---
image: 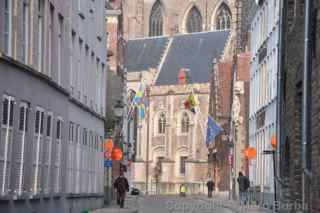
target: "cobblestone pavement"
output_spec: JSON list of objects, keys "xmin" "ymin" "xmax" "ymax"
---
[
  {"xmin": 93, "ymin": 195, "xmax": 275, "ymax": 213},
  {"xmin": 196, "ymin": 195, "xmax": 275, "ymax": 213},
  {"xmin": 136, "ymin": 195, "xmax": 235, "ymax": 213},
  {"xmin": 92, "ymin": 196, "xmax": 139, "ymax": 213}
]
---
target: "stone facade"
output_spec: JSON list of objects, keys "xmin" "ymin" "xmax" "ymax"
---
[
  {"xmin": 127, "ymin": 71, "xmax": 210, "ymax": 194},
  {"xmin": 248, "ymin": 0, "xmax": 280, "ymax": 204},
  {"xmin": 122, "ymin": 0, "xmax": 237, "ymax": 39},
  {"xmin": 0, "ymin": 0, "xmax": 107, "ymax": 212},
  {"xmin": 279, "ymin": 0, "xmax": 320, "ymax": 212}
]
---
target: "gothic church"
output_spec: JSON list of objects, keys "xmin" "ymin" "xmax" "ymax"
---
[{"xmin": 123, "ymin": 0, "xmax": 237, "ymax": 194}]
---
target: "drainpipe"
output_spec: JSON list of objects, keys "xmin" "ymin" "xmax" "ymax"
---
[
  {"xmin": 302, "ymin": 0, "xmax": 312, "ymax": 210},
  {"xmin": 276, "ymin": 0, "xmax": 285, "ymax": 205}
]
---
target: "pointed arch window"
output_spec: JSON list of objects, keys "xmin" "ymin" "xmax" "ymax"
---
[
  {"xmin": 149, "ymin": 0, "xmax": 163, "ymax": 37},
  {"xmin": 158, "ymin": 112, "xmax": 166, "ymax": 134},
  {"xmin": 181, "ymin": 112, "xmax": 190, "ymax": 133},
  {"xmin": 186, "ymin": 7, "xmax": 202, "ymax": 33},
  {"xmin": 215, "ymin": 4, "xmax": 232, "ymax": 30}
]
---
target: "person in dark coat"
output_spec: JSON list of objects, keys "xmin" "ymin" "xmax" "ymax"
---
[
  {"xmin": 237, "ymin": 172, "xmax": 250, "ymax": 205},
  {"xmin": 206, "ymin": 179, "xmax": 215, "ymax": 198},
  {"xmin": 114, "ymin": 171, "xmax": 129, "ymax": 208}
]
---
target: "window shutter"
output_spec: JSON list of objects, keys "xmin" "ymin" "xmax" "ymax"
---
[
  {"xmin": 9, "ymin": 101, "xmax": 14, "ymax": 127},
  {"xmin": 35, "ymin": 111, "xmax": 40, "ymax": 133},
  {"xmin": 46, "ymin": 116, "xmax": 51, "ymax": 137},
  {"xmin": 40, "ymin": 112, "xmax": 44, "ymax": 134},
  {"xmin": 19, "ymin": 106, "xmax": 25, "ymax": 131},
  {"xmin": 2, "ymin": 99, "xmax": 8, "ymax": 125}
]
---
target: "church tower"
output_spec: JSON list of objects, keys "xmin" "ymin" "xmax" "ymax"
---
[{"xmin": 123, "ymin": 0, "xmax": 237, "ymax": 40}]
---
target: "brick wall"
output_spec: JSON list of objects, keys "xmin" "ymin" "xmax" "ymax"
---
[
  {"xmin": 212, "ymin": 61, "xmax": 232, "ymax": 190},
  {"xmin": 237, "ymin": 53, "xmax": 250, "ymax": 176},
  {"xmin": 208, "ymin": 53, "xmax": 250, "ymax": 191},
  {"xmin": 280, "ymin": 0, "xmax": 320, "ymax": 212},
  {"xmin": 107, "ymin": 19, "xmax": 119, "ymax": 73}
]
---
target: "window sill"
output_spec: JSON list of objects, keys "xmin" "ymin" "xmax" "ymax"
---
[
  {"xmin": 154, "ymin": 134, "xmax": 166, "ymax": 137},
  {"xmin": 177, "ymin": 133, "xmax": 189, "ymax": 136}
]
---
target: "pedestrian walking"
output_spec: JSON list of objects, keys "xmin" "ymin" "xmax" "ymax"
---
[
  {"xmin": 206, "ymin": 179, "xmax": 215, "ymax": 198},
  {"xmin": 237, "ymin": 172, "xmax": 250, "ymax": 205},
  {"xmin": 179, "ymin": 184, "xmax": 187, "ymax": 197},
  {"xmin": 114, "ymin": 171, "xmax": 129, "ymax": 208}
]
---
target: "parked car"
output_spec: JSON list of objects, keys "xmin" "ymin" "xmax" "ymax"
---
[{"xmin": 131, "ymin": 188, "xmax": 140, "ymax": 196}]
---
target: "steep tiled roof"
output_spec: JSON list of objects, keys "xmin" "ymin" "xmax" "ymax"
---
[
  {"xmin": 125, "ymin": 37, "xmax": 169, "ymax": 72},
  {"xmin": 125, "ymin": 30, "xmax": 230, "ymax": 85},
  {"xmin": 156, "ymin": 31, "xmax": 230, "ymax": 85}
]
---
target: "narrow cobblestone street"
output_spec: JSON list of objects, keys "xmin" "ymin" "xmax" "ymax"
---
[{"xmin": 94, "ymin": 195, "xmax": 275, "ymax": 213}]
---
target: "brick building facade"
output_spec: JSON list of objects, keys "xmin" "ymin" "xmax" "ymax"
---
[
  {"xmin": 279, "ymin": 0, "xmax": 320, "ymax": 212},
  {"xmin": 208, "ymin": 59, "xmax": 232, "ymax": 191}
]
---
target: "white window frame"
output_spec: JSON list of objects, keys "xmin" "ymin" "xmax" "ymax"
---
[
  {"xmin": 33, "ymin": 107, "xmax": 44, "ymax": 195},
  {"xmin": 44, "ymin": 112, "xmax": 53, "ymax": 194},
  {"xmin": 78, "ymin": 39, "xmax": 83, "ymax": 99},
  {"xmin": 179, "ymin": 156, "xmax": 187, "ymax": 175},
  {"xmin": 22, "ymin": 2, "xmax": 29, "ymax": 63},
  {"xmin": 156, "ymin": 112, "xmax": 167, "ymax": 135},
  {"xmin": 57, "ymin": 15, "xmax": 63, "ymax": 85},
  {"xmin": 1, "ymin": 95, "xmax": 14, "ymax": 195},
  {"xmin": 4, "ymin": 0, "xmax": 12, "ymax": 56},
  {"xmin": 55, "ymin": 117, "xmax": 63, "ymax": 193},
  {"xmin": 95, "ymin": 58, "xmax": 100, "ymax": 111},
  {"xmin": 179, "ymin": 112, "xmax": 190, "ymax": 135},
  {"xmin": 70, "ymin": 32, "xmax": 76, "ymax": 94},
  {"xmin": 90, "ymin": 52, "xmax": 95, "ymax": 108},
  {"xmin": 37, "ymin": 0, "xmax": 44, "ymax": 72},
  {"xmin": 48, "ymin": 5, "xmax": 54, "ymax": 78},
  {"xmin": 17, "ymin": 102, "xmax": 28, "ymax": 195},
  {"xmin": 84, "ymin": 46, "xmax": 89, "ymax": 104}
]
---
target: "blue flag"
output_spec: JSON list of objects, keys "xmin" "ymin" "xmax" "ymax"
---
[
  {"xmin": 206, "ymin": 116, "xmax": 223, "ymax": 145},
  {"xmin": 138, "ymin": 104, "xmax": 145, "ymax": 120}
]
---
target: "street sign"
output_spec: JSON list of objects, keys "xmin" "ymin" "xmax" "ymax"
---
[
  {"xmin": 104, "ymin": 160, "xmax": 112, "ymax": 168},
  {"xmin": 263, "ymin": 150, "xmax": 275, "ymax": 155}
]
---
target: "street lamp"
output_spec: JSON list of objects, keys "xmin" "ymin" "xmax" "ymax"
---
[{"xmin": 113, "ymin": 100, "xmax": 124, "ymax": 118}]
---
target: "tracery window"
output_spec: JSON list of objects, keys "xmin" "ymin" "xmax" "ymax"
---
[
  {"xmin": 181, "ymin": 112, "xmax": 190, "ymax": 133},
  {"xmin": 186, "ymin": 7, "xmax": 202, "ymax": 33},
  {"xmin": 149, "ymin": 0, "xmax": 163, "ymax": 36},
  {"xmin": 158, "ymin": 112, "xmax": 166, "ymax": 134},
  {"xmin": 215, "ymin": 4, "xmax": 232, "ymax": 30}
]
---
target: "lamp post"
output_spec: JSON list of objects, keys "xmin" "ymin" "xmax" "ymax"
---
[
  {"xmin": 104, "ymin": 100, "xmax": 125, "ymax": 205},
  {"xmin": 113, "ymin": 100, "xmax": 124, "ymax": 118},
  {"xmin": 145, "ymin": 86, "xmax": 151, "ymax": 195},
  {"xmin": 113, "ymin": 100, "xmax": 125, "ymax": 169}
]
